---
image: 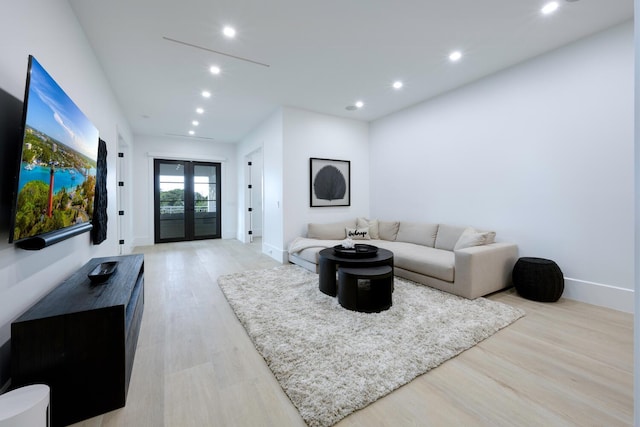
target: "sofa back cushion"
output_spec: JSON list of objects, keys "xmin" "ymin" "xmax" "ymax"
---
[
  {"xmin": 395, "ymin": 222, "xmax": 438, "ymax": 247},
  {"xmin": 434, "ymin": 224, "xmax": 467, "ymax": 251},
  {"xmin": 308, "ymin": 220, "xmax": 356, "ymax": 239},
  {"xmin": 378, "ymin": 221, "xmax": 400, "ymax": 241}
]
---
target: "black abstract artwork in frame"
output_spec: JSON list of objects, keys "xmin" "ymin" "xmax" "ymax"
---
[{"xmin": 310, "ymin": 157, "xmax": 350, "ymax": 207}]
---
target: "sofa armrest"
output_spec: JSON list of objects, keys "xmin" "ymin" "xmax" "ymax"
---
[{"xmin": 454, "ymin": 243, "xmax": 519, "ymax": 299}]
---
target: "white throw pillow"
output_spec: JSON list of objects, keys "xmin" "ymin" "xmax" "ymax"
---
[
  {"xmin": 346, "ymin": 227, "xmax": 371, "ymax": 240},
  {"xmin": 356, "ymin": 217, "xmax": 379, "ymax": 239},
  {"xmin": 434, "ymin": 224, "xmax": 467, "ymax": 251},
  {"xmin": 454, "ymin": 227, "xmax": 495, "ymax": 250},
  {"xmin": 484, "ymin": 231, "xmax": 496, "ymax": 244}
]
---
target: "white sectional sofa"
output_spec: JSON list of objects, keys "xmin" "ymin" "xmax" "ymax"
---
[{"xmin": 288, "ymin": 218, "xmax": 519, "ymax": 299}]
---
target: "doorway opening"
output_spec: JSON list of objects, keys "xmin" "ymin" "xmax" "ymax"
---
[
  {"xmin": 245, "ymin": 149, "xmax": 263, "ymax": 243},
  {"xmin": 154, "ymin": 159, "xmax": 221, "ymax": 243},
  {"xmin": 116, "ymin": 134, "xmax": 130, "ymax": 254}
]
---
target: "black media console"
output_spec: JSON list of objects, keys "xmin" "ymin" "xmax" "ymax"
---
[{"xmin": 10, "ymin": 254, "xmax": 144, "ymax": 427}]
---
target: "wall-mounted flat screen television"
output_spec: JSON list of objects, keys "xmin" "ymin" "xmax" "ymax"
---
[{"xmin": 9, "ymin": 56, "xmax": 99, "ymax": 249}]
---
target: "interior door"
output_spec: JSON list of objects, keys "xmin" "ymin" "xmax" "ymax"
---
[{"xmin": 154, "ymin": 159, "xmax": 221, "ymax": 243}]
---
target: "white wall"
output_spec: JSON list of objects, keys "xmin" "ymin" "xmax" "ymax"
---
[
  {"xmin": 237, "ymin": 107, "xmax": 369, "ymax": 262},
  {"xmin": 370, "ymin": 22, "xmax": 634, "ymax": 312},
  {"xmin": 0, "ymin": 0, "xmax": 133, "ymax": 348},
  {"xmin": 282, "ymin": 107, "xmax": 370, "ymax": 248},
  {"xmin": 132, "ymin": 135, "xmax": 237, "ymax": 246},
  {"xmin": 237, "ymin": 109, "xmax": 284, "ymax": 258}
]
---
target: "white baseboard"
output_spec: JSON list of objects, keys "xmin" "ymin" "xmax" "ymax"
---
[
  {"xmin": 263, "ymin": 243, "xmax": 287, "ymax": 263},
  {"xmin": 133, "ymin": 229, "xmax": 235, "ymax": 248},
  {"xmin": 563, "ymin": 277, "xmax": 634, "ymax": 313},
  {"xmin": 222, "ymin": 230, "xmax": 235, "ymax": 239},
  {"xmin": 133, "ymin": 236, "xmax": 153, "ymax": 248}
]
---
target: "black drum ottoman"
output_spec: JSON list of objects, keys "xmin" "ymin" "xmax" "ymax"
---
[{"xmin": 512, "ymin": 257, "xmax": 564, "ymax": 302}]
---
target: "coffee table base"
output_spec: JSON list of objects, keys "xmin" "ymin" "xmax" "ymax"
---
[
  {"xmin": 318, "ymin": 247, "xmax": 394, "ymax": 298},
  {"xmin": 319, "ymin": 256, "xmax": 338, "ymax": 296}
]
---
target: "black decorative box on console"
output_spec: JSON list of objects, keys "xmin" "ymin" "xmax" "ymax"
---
[{"xmin": 88, "ymin": 261, "xmax": 118, "ymax": 283}]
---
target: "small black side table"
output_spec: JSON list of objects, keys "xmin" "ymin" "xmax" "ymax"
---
[
  {"xmin": 512, "ymin": 257, "xmax": 564, "ymax": 302},
  {"xmin": 338, "ymin": 265, "xmax": 393, "ymax": 313}
]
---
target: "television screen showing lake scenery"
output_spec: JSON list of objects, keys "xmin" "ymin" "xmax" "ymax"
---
[{"xmin": 10, "ymin": 56, "xmax": 99, "ymax": 243}]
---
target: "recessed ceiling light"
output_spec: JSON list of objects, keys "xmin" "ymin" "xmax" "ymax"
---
[
  {"xmin": 188, "ymin": 130, "xmax": 195, "ymax": 135},
  {"xmin": 541, "ymin": 1, "xmax": 559, "ymax": 14},
  {"xmin": 222, "ymin": 26, "xmax": 236, "ymax": 38},
  {"xmin": 355, "ymin": 101, "xmax": 364, "ymax": 109},
  {"xmin": 196, "ymin": 108, "xmax": 204, "ymax": 114},
  {"xmin": 392, "ymin": 81, "xmax": 403, "ymax": 90},
  {"xmin": 192, "ymin": 120, "xmax": 199, "ymax": 126},
  {"xmin": 209, "ymin": 65, "xmax": 221, "ymax": 75},
  {"xmin": 449, "ymin": 51, "xmax": 462, "ymax": 62},
  {"xmin": 202, "ymin": 90, "xmax": 211, "ymax": 98}
]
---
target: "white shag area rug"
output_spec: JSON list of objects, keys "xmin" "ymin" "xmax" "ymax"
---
[{"xmin": 217, "ymin": 265, "xmax": 525, "ymax": 427}]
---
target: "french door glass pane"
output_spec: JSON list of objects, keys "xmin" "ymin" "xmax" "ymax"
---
[
  {"xmin": 154, "ymin": 159, "xmax": 220, "ymax": 243},
  {"xmin": 158, "ymin": 162, "xmax": 185, "ymax": 240},
  {"xmin": 193, "ymin": 164, "xmax": 218, "ymax": 238}
]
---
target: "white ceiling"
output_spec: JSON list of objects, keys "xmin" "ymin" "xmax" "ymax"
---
[{"xmin": 68, "ymin": 0, "xmax": 633, "ymax": 144}]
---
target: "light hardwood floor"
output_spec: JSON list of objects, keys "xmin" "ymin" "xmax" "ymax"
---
[{"xmin": 72, "ymin": 239, "xmax": 633, "ymax": 427}]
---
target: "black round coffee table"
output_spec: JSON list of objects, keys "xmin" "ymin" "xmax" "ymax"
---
[{"xmin": 318, "ymin": 247, "xmax": 394, "ymax": 297}]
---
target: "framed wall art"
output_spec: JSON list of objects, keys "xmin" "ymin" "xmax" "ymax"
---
[{"xmin": 310, "ymin": 157, "xmax": 350, "ymax": 207}]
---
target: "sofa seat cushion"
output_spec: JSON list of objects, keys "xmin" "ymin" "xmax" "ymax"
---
[
  {"xmin": 288, "ymin": 238, "xmax": 343, "ymax": 263},
  {"xmin": 375, "ymin": 241, "xmax": 454, "ymax": 282},
  {"xmin": 293, "ymin": 247, "xmax": 319, "ymax": 264}
]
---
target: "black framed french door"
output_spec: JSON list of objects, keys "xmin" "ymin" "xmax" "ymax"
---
[{"xmin": 154, "ymin": 159, "xmax": 221, "ymax": 243}]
